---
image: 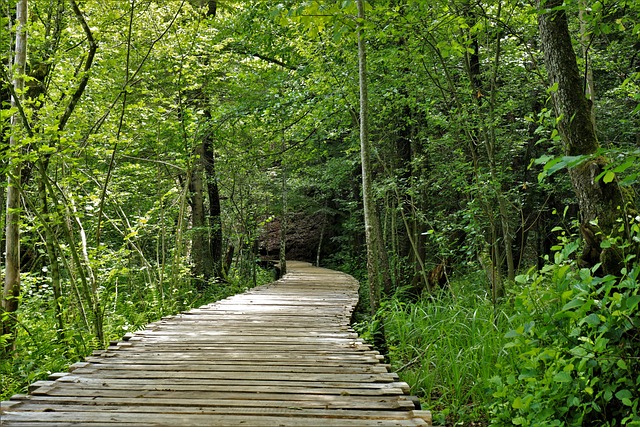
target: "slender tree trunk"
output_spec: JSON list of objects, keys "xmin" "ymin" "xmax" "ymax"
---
[
  {"xmin": 357, "ymin": 0, "xmax": 379, "ymax": 314},
  {"xmin": 279, "ymin": 150, "xmax": 287, "ymax": 276},
  {"xmin": 356, "ymin": 0, "xmax": 391, "ymax": 315},
  {"xmin": 487, "ymin": 1, "xmax": 514, "ymax": 284},
  {"xmin": 158, "ymin": 176, "xmax": 166, "ymax": 307},
  {"xmin": 38, "ymin": 165, "xmax": 65, "ymax": 342},
  {"xmin": 316, "ymin": 212, "xmax": 326, "ymax": 267},
  {"xmin": 539, "ymin": 0, "xmax": 628, "ymax": 274},
  {"xmin": 2, "ymin": 0, "xmax": 27, "ymax": 352},
  {"xmin": 173, "ymin": 180, "xmax": 190, "ymax": 290},
  {"xmin": 464, "ymin": 0, "xmax": 513, "ymax": 286},
  {"xmin": 42, "ymin": 175, "xmax": 103, "ymax": 342},
  {"xmin": 579, "ymin": 0, "xmax": 596, "ymax": 127}
]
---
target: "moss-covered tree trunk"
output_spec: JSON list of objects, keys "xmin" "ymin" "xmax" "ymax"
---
[{"xmin": 538, "ymin": 0, "xmax": 627, "ymax": 274}]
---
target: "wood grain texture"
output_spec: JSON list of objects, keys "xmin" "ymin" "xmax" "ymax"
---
[{"xmin": 1, "ymin": 261, "xmax": 431, "ymax": 426}]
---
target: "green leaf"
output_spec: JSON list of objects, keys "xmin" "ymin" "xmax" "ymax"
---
[
  {"xmin": 547, "ymin": 82, "xmax": 559, "ymax": 93},
  {"xmin": 616, "ymin": 389, "xmax": 632, "ymax": 400},
  {"xmin": 512, "ymin": 396, "xmax": 524, "ymax": 409},
  {"xmin": 620, "ymin": 173, "xmax": 639, "ymax": 186},
  {"xmin": 612, "ymin": 158, "xmax": 635, "ymax": 173},
  {"xmin": 626, "ymin": 295, "xmax": 640, "ymax": 310},
  {"xmin": 580, "ymin": 313, "xmax": 601, "ymax": 327},
  {"xmin": 554, "ymin": 371, "xmax": 572, "ymax": 383},
  {"xmin": 604, "ymin": 389, "xmax": 613, "ymax": 401},
  {"xmin": 602, "ymin": 171, "xmax": 615, "ymax": 183},
  {"xmin": 562, "ymin": 299, "xmax": 584, "ymax": 311},
  {"xmin": 505, "ymin": 326, "xmax": 524, "ymax": 338}
]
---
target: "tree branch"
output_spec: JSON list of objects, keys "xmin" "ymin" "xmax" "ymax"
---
[
  {"xmin": 58, "ymin": 0, "xmax": 97, "ymax": 132},
  {"xmin": 224, "ymin": 43, "xmax": 300, "ymax": 70}
]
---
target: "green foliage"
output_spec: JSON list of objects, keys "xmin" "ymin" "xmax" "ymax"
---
[
  {"xmin": 537, "ymin": 147, "xmax": 640, "ymax": 187},
  {"xmin": 359, "ymin": 272, "xmax": 513, "ymax": 425},
  {"xmin": 489, "ymin": 229, "xmax": 640, "ymax": 426},
  {"xmin": 3, "ymin": 0, "xmax": 640, "ymax": 424}
]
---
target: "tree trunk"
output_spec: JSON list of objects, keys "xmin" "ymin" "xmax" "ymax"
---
[
  {"xmin": 2, "ymin": 0, "xmax": 27, "ymax": 352},
  {"xmin": 202, "ymin": 113, "xmax": 223, "ymax": 279},
  {"xmin": 279, "ymin": 150, "xmax": 287, "ymax": 276},
  {"xmin": 578, "ymin": 0, "xmax": 596, "ymax": 127},
  {"xmin": 538, "ymin": 0, "xmax": 627, "ymax": 275},
  {"xmin": 189, "ymin": 143, "xmax": 214, "ymax": 286},
  {"xmin": 356, "ymin": 0, "xmax": 391, "ymax": 315},
  {"xmin": 38, "ymin": 165, "xmax": 65, "ymax": 342},
  {"xmin": 316, "ymin": 212, "xmax": 326, "ymax": 267},
  {"xmin": 464, "ymin": 0, "xmax": 513, "ymax": 289}
]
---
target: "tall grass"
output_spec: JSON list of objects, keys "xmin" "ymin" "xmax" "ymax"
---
[{"xmin": 363, "ymin": 272, "xmax": 514, "ymax": 425}]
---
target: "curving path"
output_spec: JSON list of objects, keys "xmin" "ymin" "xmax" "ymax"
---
[{"xmin": 0, "ymin": 261, "xmax": 431, "ymax": 426}]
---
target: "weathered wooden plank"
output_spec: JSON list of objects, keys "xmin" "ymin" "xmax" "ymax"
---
[
  {"xmin": 101, "ymin": 344, "xmax": 377, "ymax": 353},
  {"xmin": 1, "ymin": 411, "xmax": 428, "ymax": 426},
  {"xmin": 88, "ymin": 351, "xmax": 383, "ymax": 362},
  {"xmin": 37, "ymin": 384, "xmax": 407, "ymax": 397},
  {"xmin": 66, "ymin": 368, "xmax": 399, "ymax": 383},
  {"xmin": 82, "ymin": 360, "xmax": 390, "ymax": 374},
  {"xmin": 84, "ymin": 355, "xmax": 384, "ymax": 366},
  {"xmin": 53, "ymin": 375, "xmax": 411, "ymax": 393},
  {"xmin": 12, "ymin": 391, "xmax": 416, "ymax": 410},
  {"xmin": 3, "ymin": 403, "xmax": 419, "ymax": 419}
]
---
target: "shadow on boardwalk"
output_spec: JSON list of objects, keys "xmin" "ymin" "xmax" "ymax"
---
[{"xmin": 0, "ymin": 261, "xmax": 431, "ymax": 426}]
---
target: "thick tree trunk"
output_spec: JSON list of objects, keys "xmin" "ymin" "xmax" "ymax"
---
[
  {"xmin": 538, "ymin": 0, "xmax": 627, "ymax": 274},
  {"xmin": 202, "ymin": 115, "xmax": 223, "ymax": 279},
  {"xmin": 2, "ymin": 0, "xmax": 27, "ymax": 352},
  {"xmin": 189, "ymin": 143, "xmax": 214, "ymax": 286}
]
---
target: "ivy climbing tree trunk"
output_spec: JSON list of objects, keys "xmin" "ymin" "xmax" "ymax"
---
[
  {"xmin": 538, "ymin": 0, "xmax": 627, "ymax": 274},
  {"xmin": 2, "ymin": 0, "xmax": 27, "ymax": 353}
]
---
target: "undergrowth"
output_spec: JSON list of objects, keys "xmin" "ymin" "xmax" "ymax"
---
[
  {"xmin": 357, "ymin": 271, "xmax": 514, "ymax": 425},
  {"xmin": 357, "ymin": 220, "xmax": 640, "ymax": 426},
  {"xmin": 489, "ymin": 225, "xmax": 640, "ymax": 426}
]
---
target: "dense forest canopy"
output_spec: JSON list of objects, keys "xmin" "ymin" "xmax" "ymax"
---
[{"xmin": 2, "ymin": 0, "xmax": 640, "ymax": 425}]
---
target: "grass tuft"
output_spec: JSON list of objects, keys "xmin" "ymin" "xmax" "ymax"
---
[{"xmin": 374, "ymin": 272, "xmax": 513, "ymax": 425}]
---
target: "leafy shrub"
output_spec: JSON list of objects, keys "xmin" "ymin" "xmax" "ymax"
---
[{"xmin": 489, "ymin": 229, "xmax": 640, "ymax": 426}]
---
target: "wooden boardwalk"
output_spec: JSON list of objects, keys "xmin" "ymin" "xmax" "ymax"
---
[{"xmin": 1, "ymin": 261, "xmax": 431, "ymax": 426}]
